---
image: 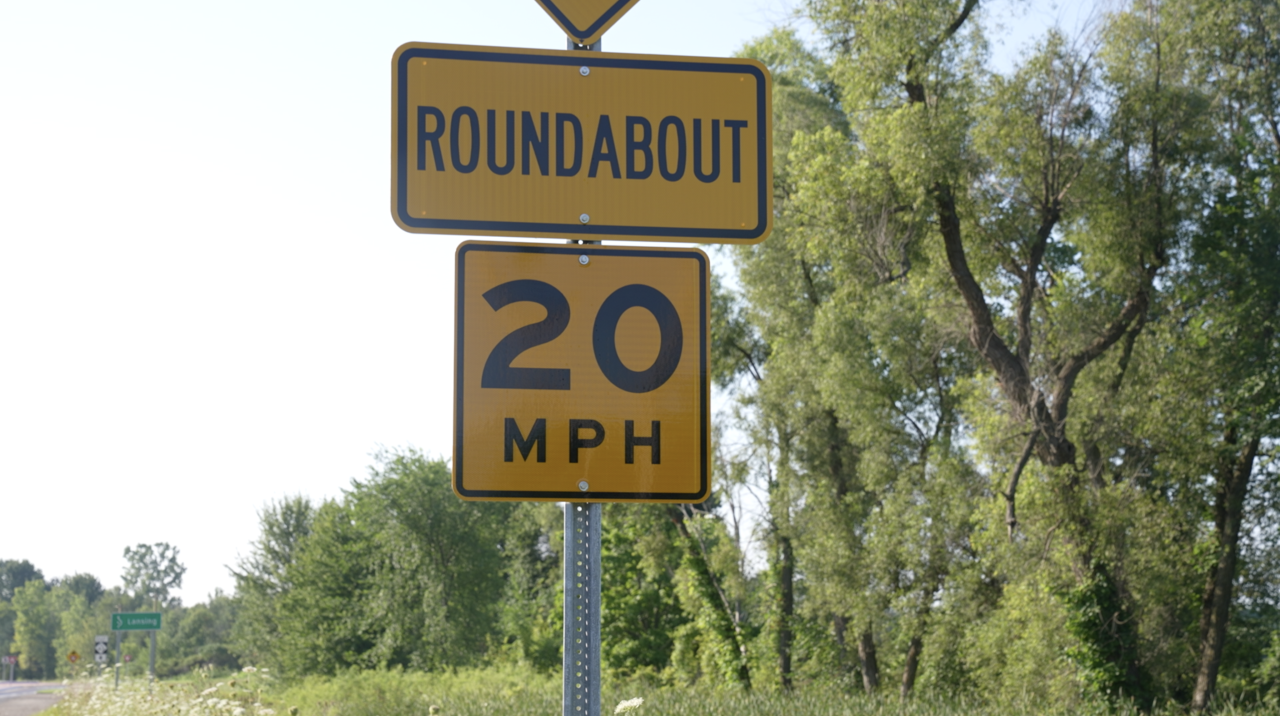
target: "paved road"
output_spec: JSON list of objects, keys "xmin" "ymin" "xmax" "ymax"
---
[{"xmin": 0, "ymin": 683, "xmax": 65, "ymax": 716}]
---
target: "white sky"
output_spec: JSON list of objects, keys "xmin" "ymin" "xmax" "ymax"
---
[{"xmin": 0, "ymin": 0, "xmax": 1089, "ymax": 603}]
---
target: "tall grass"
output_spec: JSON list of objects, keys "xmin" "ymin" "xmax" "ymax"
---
[{"xmin": 47, "ymin": 666, "xmax": 1279, "ymax": 716}]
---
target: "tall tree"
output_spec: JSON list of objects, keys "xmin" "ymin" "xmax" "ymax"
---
[
  {"xmin": 55, "ymin": 573, "xmax": 104, "ymax": 605},
  {"xmin": 9, "ymin": 579, "xmax": 55, "ymax": 679},
  {"xmin": 230, "ymin": 496, "xmax": 314, "ymax": 668},
  {"xmin": 0, "ymin": 560, "xmax": 43, "ymax": 602},
  {"xmin": 122, "ymin": 543, "xmax": 186, "ymax": 609},
  {"xmin": 1174, "ymin": 0, "xmax": 1280, "ymax": 704}
]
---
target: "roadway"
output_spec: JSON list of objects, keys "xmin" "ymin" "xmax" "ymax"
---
[{"xmin": 0, "ymin": 683, "xmax": 64, "ymax": 716}]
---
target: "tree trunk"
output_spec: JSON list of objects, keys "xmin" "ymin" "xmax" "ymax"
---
[
  {"xmin": 900, "ymin": 636, "xmax": 923, "ymax": 699},
  {"xmin": 1191, "ymin": 433, "xmax": 1260, "ymax": 710},
  {"xmin": 834, "ymin": 615, "xmax": 849, "ymax": 673},
  {"xmin": 858, "ymin": 628, "xmax": 880, "ymax": 694},
  {"xmin": 776, "ymin": 534, "xmax": 795, "ymax": 690}
]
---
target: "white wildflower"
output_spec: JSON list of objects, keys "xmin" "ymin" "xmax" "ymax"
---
[
  {"xmin": 257, "ymin": 710, "xmax": 276, "ymax": 716},
  {"xmin": 202, "ymin": 687, "xmax": 219, "ymax": 696},
  {"xmin": 233, "ymin": 708, "xmax": 247, "ymax": 716},
  {"xmin": 615, "ymin": 697, "xmax": 644, "ymax": 713},
  {"xmin": 242, "ymin": 666, "xmax": 257, "ymax": 673}
]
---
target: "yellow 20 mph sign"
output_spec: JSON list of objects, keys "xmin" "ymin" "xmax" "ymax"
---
[{"xmin": 454, "ymin": 242, "xmax": 709, "ymax": 502}]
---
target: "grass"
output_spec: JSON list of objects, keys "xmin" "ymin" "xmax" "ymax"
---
[{"xmin": 42, "ymin": 666, "xmax": 1280, "ymax": 716}]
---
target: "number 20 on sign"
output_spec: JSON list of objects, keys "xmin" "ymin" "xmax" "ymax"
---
[{"xmin": 454, "ymin": 242, "xmax": 709, "ymax": 502}]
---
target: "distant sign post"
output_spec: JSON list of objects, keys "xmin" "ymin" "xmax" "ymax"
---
[
  {"xmin": 532, "ymin": 0, "xmax": 642, "ymax": 46},
  {"xmin": 94, "ymin": 635, "xmax": 109, "ymax": 666},
  {"xmin": 453, "ymin": 242, "xmax": 709, "ymax": 502},
  {"xmin": 112, "ymin": 613, "xmax": 160, "ymax": 688},
  {"xmin": 3, "ymin": 655, "xmax": 16, "ymax": 682},
  {"xmin": 392, "ymin": 43, "xmax": 772, "ymax": 243},
  {"xmin": 67, "ymin": 651, "xmax": 80, "ymax": 664}
]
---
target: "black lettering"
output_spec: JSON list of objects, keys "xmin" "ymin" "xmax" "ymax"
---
[
  {"xmin": 481, "ymin": 280, "xmax": 571, "ymax": 390},
  {"xmin": 504, "ymin": 418, "xmax": 546, "ymax": 462},
  {"xmin": 588, "ymin": 115, "xmax": 621, "ymax": 179},
  {"xmin": 693, "ymin": 118, "xmax": 720, "ymax": 183},
  {"xmin": 450, "ymin": 106, "xmax": 480, "ymax": 173},
  {"xmin": 417, "ymin": 106, "xmax": 445, "ymax": 171},
  {"xmin": 725, "ymin": 120, "xmax": 748, "ymax": 183},
  {"xmin": 487, "ymin": 109, "xmax": 515, "ymax": 175},
  {"xmin": 657, "ymin": 116, "xmax": 686, "ymax": 181},
  {"xmin": 556, "ymin": 113, "xmax": 583, "ymax": 177},
  {"xmin": 569, "ymin": 419, "xmax": 605, "ymax": 463},
  {"xmin": 625, "ymin": 116, "xmax": 653, "ymax": 180},
  {"xmin": 522, "ymin": 111, "xmax": 549, "ymax": 176},
  {"xmin": 625, "ymin": 420, "xmax": 661, "ymax": 464},
  {"xmin": 592, "ymin": 284, "xmax": 683, "ymax": 393}
]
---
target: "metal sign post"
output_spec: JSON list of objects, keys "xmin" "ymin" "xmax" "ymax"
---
[
  {"xmin": 111, "ymin": 612, "xmax": 160, "ymax": 688},
  {"xmin": 400, "ymin": 8, "xmax": 746, "ymax": 716},
  {"xmin": 563, "ymin": 503, "xmax": 601, "ymax": 716},
  {"xmin": 149, "ymin": 629, "xmax": 156, "ymax": 691}
]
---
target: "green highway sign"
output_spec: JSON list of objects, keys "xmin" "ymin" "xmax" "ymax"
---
[{"xmin": 111, "ymin": 612, "xmax": 161, "ymax": 631}]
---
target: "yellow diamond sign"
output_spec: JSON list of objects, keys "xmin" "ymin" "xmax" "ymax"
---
[{"xmin": 533, "ymin": 0, "xmax": 642, "ymax": 46}]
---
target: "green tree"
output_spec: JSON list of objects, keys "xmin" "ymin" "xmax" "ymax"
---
[
  {"xmin": 274, "ymin": 498, "xmax": 376, "ymax": 675},
  {"xmin": 495, "ymin": 502, "xmax": 563, "ymax": 672},
  {"xmin": 51, "ymin": 587, "xmax": 96, "ymax": 679},
  {"xmin": 354, "ymin": 449, "xmax": 513, "ymax": 670},
  {"xmin": 231, "ymin": 495, "xmax": 314, "ymax": 669},
  {"xmin": 55, "ymin": 573, "xmax": 104, "ymax": 605},
  {"xmin": 601, "ymin": 504, "xmax": 688, "ymax": 676},
  {"xmin": 122, "ymin": 543, "xmax": 186, "ymax": 609},
  {"xmin": 10, "ymin": 579, "xmax": 55, "ymax": 679},
  {"xmin": 1173, "ymin": 0, "xmax": 1280, "ymax": 706},
  {"xmin": 270, "ymin": 449, "xmax": 514, "ymax": 675},
  {"xmin": 0, "ymin": 560, "xmax": 43, "ymax": 601},
  {"xmin": 0, "ymin": 600, "xmax": 13, "ymax": 665},
  {"xmin": 164, "ymin": 590, "xmax": 241, "ymax": 673}
]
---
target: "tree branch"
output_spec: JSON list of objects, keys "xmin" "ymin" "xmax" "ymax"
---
[
  {"xmin": 1004, "ymin": 430, "xmax": 1040, "ymax": 538},
  {"xmin": 1049, "ymin": 287, "xmax": 1149, "ymax": 426}
]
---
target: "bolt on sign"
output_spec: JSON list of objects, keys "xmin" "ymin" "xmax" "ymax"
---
[
  {"xmin": 454, "ymin": 242, "xmax": 709, "ymax": 502},
  {"xmin": 391, "ymin": 43, "xmax": 772, "ymax": 244},
  {"xmin": 532, "ymin": 0, "xmax": 642, "ymax": 46}
]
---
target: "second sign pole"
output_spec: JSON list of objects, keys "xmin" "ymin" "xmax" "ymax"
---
[{"xmin": 563, "ymin": 502, "xmax": 602, "ymax": 716}]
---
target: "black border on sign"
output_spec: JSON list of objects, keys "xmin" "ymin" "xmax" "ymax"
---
[
  {"xmin": 534, "ymin": 0, "xmax": 633, "ymax": 43},
  {"xmin": 397, "ymin": 45, "xmax": 769, "ymax": 241},
  {"xmin": 454, "ymin": 242, "xmax": 709, "ymax": 501}
]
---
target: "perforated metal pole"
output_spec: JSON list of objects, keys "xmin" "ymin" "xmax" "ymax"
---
[
  {"xmin": 562, "ymin": 33, "xmax": 603, "ymax": 716},
  {"xmin": 563, "ymin": 503, "xmax": 602, "ymax": 716}
]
